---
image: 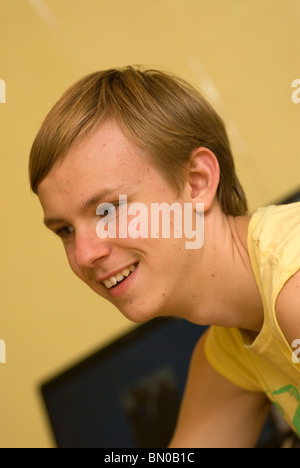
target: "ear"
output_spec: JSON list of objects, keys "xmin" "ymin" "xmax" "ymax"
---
[{"xmin": 187, "ymin": 147, "xmax": 220, "ymax": 212}]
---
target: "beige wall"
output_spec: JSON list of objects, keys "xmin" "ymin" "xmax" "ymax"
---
[{"xmin": 0, "ymin": 0, "xmax": 299, "ymax": 448}]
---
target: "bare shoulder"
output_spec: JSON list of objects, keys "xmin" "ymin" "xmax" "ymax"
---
[{"xmin": 276, "ymin": 268, "xmax": 300, "ymax": 345}]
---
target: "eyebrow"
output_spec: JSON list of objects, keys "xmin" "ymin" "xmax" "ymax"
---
[{"xmin": 43, "ymin": 187, "xmax": 124, "ymax": 228}]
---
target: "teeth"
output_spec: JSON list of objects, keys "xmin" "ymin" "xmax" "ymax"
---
[
  {"xmin": 115, "ymin": 273, "xmax": 124, "ymax": 281},
  {"xmin": 103, "ymin": 279, "xmax": 113, "ymax": 288},
  {"xmin": 121, "ymin": 268, "xmax": 130, "ymax": 277},
  {"xmin": 102, "ymin": 264, "xmax": 137, "ymax": 289}
]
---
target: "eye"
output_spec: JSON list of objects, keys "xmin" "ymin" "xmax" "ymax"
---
[
  {"xmin": 96, "ymin": 202, "xmax": 120, "ymax": 218},
  {"xmin": 55, "ymin": 225, "xmax": 75, "ymax": 239}
]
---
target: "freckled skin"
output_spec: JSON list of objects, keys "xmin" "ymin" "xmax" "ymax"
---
[
  {"xmin": 38, "ymin": 119, "xmax": 264, "ymax": 333},
  {"xmin": 38, "ymin": 120, "xmax": 204, "ymax": 323}
]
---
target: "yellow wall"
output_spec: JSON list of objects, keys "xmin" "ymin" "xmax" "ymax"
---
[{"xmin": 0, "ymin": 0, "xmax": 299, "ymax": 448}]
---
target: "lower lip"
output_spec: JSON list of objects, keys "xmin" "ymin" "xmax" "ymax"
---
[{"xmin": 104, "ymin": 264, "xmax": 138, "ymax": 298}]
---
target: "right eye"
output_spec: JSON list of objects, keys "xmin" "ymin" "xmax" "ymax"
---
[{"xmin": 55, "ymin": 225, "xmax": 75, "ymax": 239}]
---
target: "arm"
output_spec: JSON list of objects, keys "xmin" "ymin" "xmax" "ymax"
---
[
  {"xmin": 169, "ymin": 332, "xmax": 270, "ymax": 448},
  {"xmin": 276, "ymin": 268, "xmax": 300, "ymax": 347}
]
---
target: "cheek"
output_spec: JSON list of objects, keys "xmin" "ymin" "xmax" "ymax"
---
[{"xmin": 64, "ymin": 246, "xmax": 81, "ymax": 277}]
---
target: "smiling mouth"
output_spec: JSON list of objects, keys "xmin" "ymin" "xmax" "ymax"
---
[{"xmin": 102, "ymin": 263, "xmax": 138, "ymax": 289}]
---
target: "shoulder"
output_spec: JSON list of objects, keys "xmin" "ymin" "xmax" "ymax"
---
[
  {"xmin": 248, "ymin": 203, "xmax": 300, "ymax": 246},
  {"xmin": 249, "ymin": 204, "xmax": 300, "ymax": 346},
  {"xmin": 276, "ymin": 268, "xmax": 300, "ymax": 346}
]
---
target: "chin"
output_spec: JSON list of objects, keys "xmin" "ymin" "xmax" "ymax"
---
[{"xmin": 117, "ymin": 303, "xmax": 163, "ymax": 324}]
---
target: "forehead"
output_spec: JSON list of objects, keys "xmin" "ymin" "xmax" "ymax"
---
[
  {"xmin": 39, "ymin": 120, "xmax": 151, "ymax": 193},
  {"xmin": 63, "ymin": 120, "xmax": 147, "ymax": 178},
  {"xmin": 37, "ymin": 120, "xmax": 168, "ymax": 214}
]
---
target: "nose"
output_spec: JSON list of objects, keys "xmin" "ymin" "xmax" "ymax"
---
[{"xmin": 74, "ymin": 228, "xmax": 111, "ymax": 269}]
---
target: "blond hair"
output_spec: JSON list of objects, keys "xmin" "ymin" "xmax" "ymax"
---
[{"xmin": 29, "ymin": 66, "xmax": 247, "ymax": 215}]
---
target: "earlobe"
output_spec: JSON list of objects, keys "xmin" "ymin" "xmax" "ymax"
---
[{"xmin": 188, "ymin": 147, "xmax": 220, "ymax": 211}]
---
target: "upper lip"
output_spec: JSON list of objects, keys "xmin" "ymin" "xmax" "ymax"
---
[{"xmin": 97, "ymin": 262, "xmax": 137, "ymax": 283}]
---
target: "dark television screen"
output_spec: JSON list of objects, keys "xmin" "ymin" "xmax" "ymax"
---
[{"xmin": 40, "ymin": 318, "xmax": 207, "ymax": 448}]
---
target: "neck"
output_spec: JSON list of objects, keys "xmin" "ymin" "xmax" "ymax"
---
[{"xmin": 180, "ymin": 203, "xmax": 264, "ymax": 333}]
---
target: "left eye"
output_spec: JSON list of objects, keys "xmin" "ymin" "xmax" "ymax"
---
[{"xmin": 96, "ymin": 202, "xmax": 119, "ymax": 218}]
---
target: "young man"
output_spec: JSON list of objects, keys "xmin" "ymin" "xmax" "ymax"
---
[{"xmin": 29, "ymin": 66, "xmax": 300, "ymax": 447}]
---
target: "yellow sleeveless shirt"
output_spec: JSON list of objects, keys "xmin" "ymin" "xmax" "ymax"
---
[{"xmin": 205, "ymin": 202, "xmax": 300, "ymax": 436}]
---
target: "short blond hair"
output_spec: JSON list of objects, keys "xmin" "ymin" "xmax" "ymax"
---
[{"xmin": 29, "ymin": 66, "xmax": 247, "ymax": 215}]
